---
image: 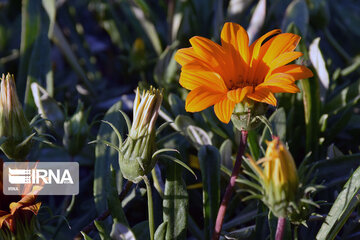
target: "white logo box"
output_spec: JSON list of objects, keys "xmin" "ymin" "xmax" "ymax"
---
[{"xmin": 3, "ymin": 162, "xmax": 79, "ymax": 195}]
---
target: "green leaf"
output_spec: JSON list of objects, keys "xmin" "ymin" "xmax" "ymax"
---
[
  {"xmin": 323, "ymin": 106, "xmax": 353, "ymax": 145},
  {"xmin": 324, "ymin": 78, "xmax": 360, "ymax": 114},
  {"xmin": 159, "ymin": 154, "xmax": 197, "ymax": 179},
  {"xmin": 198, "ymin": 145, "xmax": 220, "ymax": 239},
  {"xmin": 41, "ymin": 0, "xmax": 55, "ymax": 38},
  {"xmin": 219, "ymin": 139, "xmax": 233, "ymax": 170},
  {"xmin": 163, "ymin": 161, "xmax": 188, "ymax": 240},
  {"xmin": 94, "ymin": 220, "xmax": 112, "ymax": 240},
  {"xmin": 313, "ymin": 153, "xmax": 360, "ymax": 180},
  {"xmin": 154, "ymin": 222, "xmax": 167, "ymax": 240},
  {"xmin": 223, "ymin": 225, "xmax": 255, "ymax": 240},
  {"xmin": 247, "ymin": 130, "xmax": 260, "ymax": 161},
  {"xmin": 187, "ymin": 125, "xmax": 212, "ymax": 147},
  {"xmin": 154, "ymin": 45, "xmax": 178, "ymax": 87},
  {"xmin": 309, "ymin": 37, "xmax": 329, "ymax": 102},
  {"xmin": 18, "ymin": 0, "xmax": 41, "ymax": 101},
  {"xmin": 0, "ymin": 136, "xmax": 7, "ymax": 147},
  {"xmin": 94, "ymin": 101, "xmax": 125, "ymax": 214},
  {"xmin": 110, "ymin": 221, "xmax": 136, "ymax": 240},
  {"xmin": 81, "ymin": 232, "xmax": 94, "ymax": 240},
  {"xmin": 107, "ymin": 165, "xmax": 129, "ymax": 226},
  {"xmin": 281, "ymin": 0, "xmax": 309, "ymax": 37},
  {"xmin": 101, "ymin": 120, "xmax": 123, "ymax": 146},
  {"xmin": 174, "ymin": 115, "xmax": 195, "ymax": 134},
  {"xmin": 132, "ymin": 221, "xmax": 150, "ymax": 240},
  {"xmin": 152, "ymin": 149, "xmax": 179, "ymax": 159},
  {"xmin": 174, "ymin": 114, "xmax": 212, "ymax": 149},
  {"xmin": 316, "ymin": 165, "xmax": 360, "ymax": 240},
  {"xmin": 116, "ymin": 0, "xmax": 162, "ymax": 55},
  {"xmin": 23, "ymin": 0, "xmax": 54, "ymax": 119},
  {"xmin": 89, "ymin": 139, "xmax": 121, "ymax": 153},
  {"xmin": 300, "ymin": 63, "xmax": 320, "ymax": 159},
  {"xmin": 118, "ymin": 110, "xmax": 132, "ymax": 133},
  {"xmin": 188, "ymin": 216, "xmax": 203, "ymax": 240},
  {"xmin": 261, "ymin": 108, "xmax": 286, "ymax": 144},
  {"xmin": 168, "ymin": 93, "xmax": 186, "ymax": 117}
]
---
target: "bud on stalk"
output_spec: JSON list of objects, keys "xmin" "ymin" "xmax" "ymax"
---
[
  {"xmin": 248, "ymin": 138, "xmax": 299, "ymax": 218},
  {"xmin": 0, "ymin": 74, "xmax": 34, "ymax": 160},
  {"xmin": 119, "ymin": 87, "xmax": 163, "ymax": 183}
]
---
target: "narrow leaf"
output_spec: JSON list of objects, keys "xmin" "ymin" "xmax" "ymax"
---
[
  {"xmin": 163, "ymin": 161, "xmax": 188, "ymax": 240},
  {"xmin": 94, "ymin": 101, "xmax": 125, "ymax": 214},
  {"xmin": 198, "ymin": 145, "xmax": 220, "ymax": 239},
  {"xmin": 160, "ymin": 154, "xmax": 197, "ymax": 179},
  {"xmin": 316, "ymin": 165, "xmax": 360, "ymax": 240}
]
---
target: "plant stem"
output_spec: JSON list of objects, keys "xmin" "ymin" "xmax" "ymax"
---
[
  {"xmin": 212, "ymin": 130, "xmax": 248, "ymax": 240},
  {"xmin": 294, "ymin": 225, "xmax": 298, "ymax": 240},
  {"xmin": 143, "ymin": 175, "xmax": 155, "ymax": 240},
  {"xmin": 275, "ymin": 217, "xmax": 286, "ymax": 240}
]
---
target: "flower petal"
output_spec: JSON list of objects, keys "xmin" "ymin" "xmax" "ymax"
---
[
  {"xmin": 174, "ymin": 47, "xmax": 199, "ymax": 66},
  {"xmin": 247, "ymin": 88, "xmax": 277, "ymax": 106},
  {"xmin": 227, "ymin": 86, "xmax": 253, "ymax": 103},
  {"xmin": 250, "ymin": 29, "xmax": 281, "ymax": 62},
  {"xmin": 185, "ymin": 87, "xmax": 225, "ymax": 112},
  {"xmin": 271, "ymin": 64, "xmax": 313, "ymax": 80},
  {"xmin": 269, "ymin": 51, "xmax": 303, "ymax": 71},
  {"xmin": 0, "ymin": 212, "xmax": 11, "ymax": 229},
  {"xmin": 257, "ymin": 73, "xmax": 300, "ymax": 93},
  {"xmin": 175, "ymin": 47, "xmax": 223, "ymax": 71},
  {"xmin": 190, "ymin": 36, "xmax": 226, "ymax": 68},
  {"xmin": 214, "ymin": 97, "xmax": 235, "ymax": 123},
  {"xmin": 21, "ymin": 202, "xmax": 42, "ymax": 215},
  {"xmin": 261, "ymin": 33, "xmax": 301, "ymax": 64},
  {"xmin": 248, "ymin": 29, "xmax": 281, "ymax": 84},
  {"xmin": 255, "ymin": 33, "xmax": 301, "ymax": 82},
  {"xmin": 179, "ymin": 63, "xmax": 228, "ymax": 92},
  {"xmin": 221, "ymin": 22, "xmax": 250, "ymax": 69}
]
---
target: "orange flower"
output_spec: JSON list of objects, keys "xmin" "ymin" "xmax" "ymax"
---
[
  {"xmin": 175, "ymin": 22, "xmax": 313, "ymax": 123},
  {"xmin": 0, "ymin": 160, "xmax": 42, "ymax": 233}
]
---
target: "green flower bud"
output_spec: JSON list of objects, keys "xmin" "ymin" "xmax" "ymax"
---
[
  {"xmin": 63, "ymin": 101, "xmax": 90, "ymax": 156},
  {"xmin": 247, "ymin": 138, "xmax": 299, "ymax": 218},
  {"xmin": 231, "ymin": 100, "xmax": 267, "ymax": 131},
  {"xmin": 119, "ymin": 87, "xmax": 163, "ymax": 183},
  {"xmin": 0, "ymin": 74, "xmax": 34, "ymax": 160}
]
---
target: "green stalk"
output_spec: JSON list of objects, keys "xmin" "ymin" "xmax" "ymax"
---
[{"xmin": 143, "ymin": 175, "xmax": 154, "ymax": 240}]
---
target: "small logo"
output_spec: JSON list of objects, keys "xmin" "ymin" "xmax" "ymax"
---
[
  {"xmin": 8, "ymin": 168, "xmax": 31, "ymax": 184},
  {"xmin": 8, "ymin": 168, "xmax": 74, "ymax": 185},
  {"xmin": 3, "ymin": 162, "xmax": 79, "ymax": 196}
]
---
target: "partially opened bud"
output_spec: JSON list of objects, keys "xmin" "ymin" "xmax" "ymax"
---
[
  {"xmin": 248, "ymin": 138, "xmax": 299, "ymax": 218},
  {"xmin": 0, "ymin": 74, "xmax": 34, "ymax": 160},
  {"xmin": 119, "ymin": 87, "xmax": 163, "ymax": 183}
]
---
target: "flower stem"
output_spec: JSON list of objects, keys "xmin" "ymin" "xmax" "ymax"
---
[
  {"xmin": 212, "ymin": 130, "xmax": 248, "ymax": 240},
  {"xmin": 275, "ymin": 217, "xmax": 286, "ymax": 240},
  {"xmin": 143, "ymin": 175, "xmax": 154, "ymax": 240}
]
